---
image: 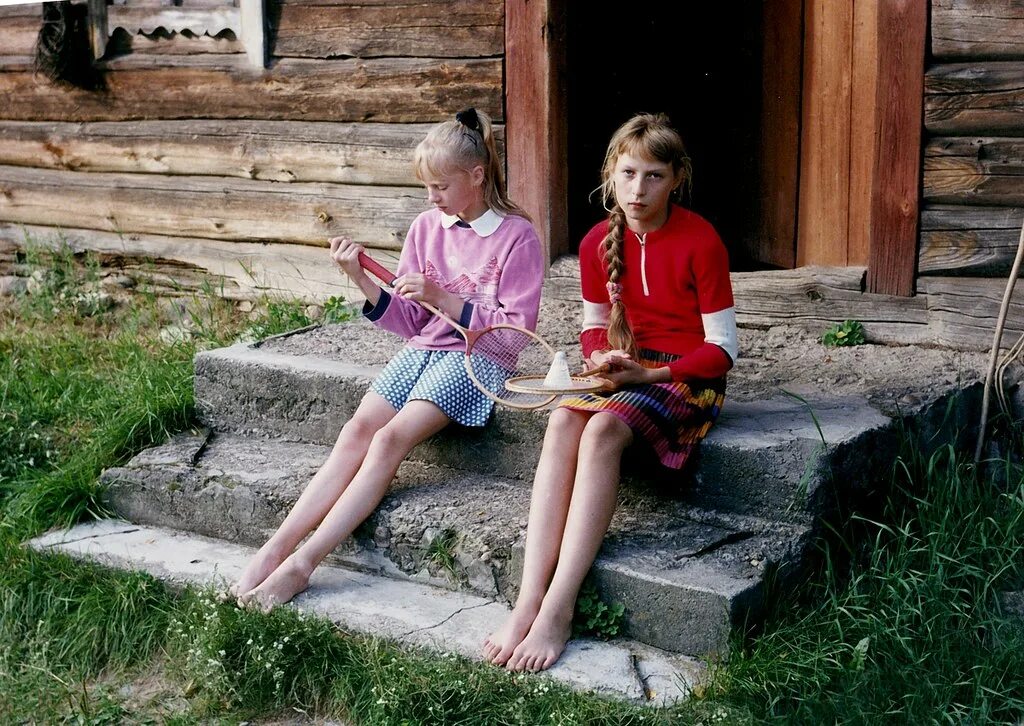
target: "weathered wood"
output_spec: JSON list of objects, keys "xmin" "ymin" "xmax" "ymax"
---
[
  {"xmin": 0, "ymin": 16, "xmax": 42, "ymax": 57},
  {"xmin": 0, "ymin": 164, "xmax": 425, "ymax": 248},
  {"xmin": 107, "ymin": 6, "xmax": 241, "ymax": 35},
  {"xmin": 272, "ymin": 0, "xmax": 502, "ymax": 59},
  {"xmin": 848, "ymin": 0, "xmax": 877, "ymax": 266},
  {"xmin": 0, "ymin": 120, "xmax": 476, "ymax": 186},
  {"xmin": 919, "ymin": 204, "xmax": 1024, "ymax": 275},
  {"xmin": 89, "ymin": 0, "xmax": 110, "ymax": 61},
  {"xmin": 865, "ymin": 0, "xmax": 925, "ymax": 297},
  {"xmin": 0, "ymin": 55, "xmax": 503, "ymax": 123},
  {"xmin": 505, "ymin": 0, "xmax": 567, "ymax": 264},
  {"xmin": 106, "ymin": 27, "xmax": 244, "ymax": 56},
  {"xmin": 924, "ymin": 137, "xmax": 1024, "ymax": 206},
  {"xmin": 0, "ymin": 5, "xmax": 42, "ymax": 18},
  {"xmin": 239, "ymin": 0, "xmax": 265, "ymax": 67},
  {"xmin": 919, "ymin": 276, "xmax": 1024, "ymax": 350},
  {"xmin": 932, "ymin": 0, "xmax": 1024, "ymax": 59},
  {"xmin": 797, "ymin": 0, "xmax": 853, "ymax": 266},
  {"xmin": 751, "ymin": 0, "xmax": 802, "ymax": 269},
  {"xmin": 0, "ymin": 222, "xmax": 400, "ymax": 302},
  {"xmin": 926, "ymin": 62, "xmax": 1024, "ymax": 136}
]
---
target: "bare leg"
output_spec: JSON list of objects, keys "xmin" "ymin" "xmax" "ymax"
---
[
  {"xmin": 483, "ymin": 408, "xmax": 590, "ymax": 665},
  {"xmin": 230, "ymin": 392, "xmax": 397, "ymax": 598},
  {"xmin": 506, "ymin": 412, "xmax": 632, "ymax": 672},
  {"xmin": 241, "ymin": 400, "xmax": 451, "ymax": 611}
]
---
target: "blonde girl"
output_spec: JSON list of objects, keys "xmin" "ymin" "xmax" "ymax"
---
[
  {"xmin": 483, "ymin": 113, "xmax": 738, "ymax": 671},
  {"xmin": 233, "ymin": 108, "xmax": 544, "ymax": 610}
]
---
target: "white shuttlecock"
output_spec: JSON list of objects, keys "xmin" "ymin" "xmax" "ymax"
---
[{"xmin": 543, "ymin": 351, "xmax": 573, "ymax": 389}]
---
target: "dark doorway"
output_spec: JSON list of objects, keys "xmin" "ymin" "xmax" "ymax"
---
[{"xmin": 565, "ymin": 4, "xmax": 772, "ymax": 271}]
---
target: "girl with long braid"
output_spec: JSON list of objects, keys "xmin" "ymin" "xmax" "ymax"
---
[{"xmin": 483, "ymin": 113, "xmax": 737, "ymax": 671}]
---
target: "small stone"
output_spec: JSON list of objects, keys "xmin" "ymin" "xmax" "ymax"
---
[
  {"xmin": 102, "ymin": 274, "xmax": 136, "ymax": 289},
  {"xmin": 0, "ymin": 276, "xmax": 27, "ymax": 296},
  {"xmin": 237, "ymin": 300, "xmax": 254, "ymax": 313},
  {"xmin": 305, "ymin": 304, "xmax": 323, "ymax": 319}
]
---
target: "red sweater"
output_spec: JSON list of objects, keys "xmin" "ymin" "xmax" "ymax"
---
[{"xmin": 578, "ymin": 205, "xmax": 736, "ymax": 382}]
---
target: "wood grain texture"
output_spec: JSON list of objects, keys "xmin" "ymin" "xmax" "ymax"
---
[
  {"xmin": 0, "ymin": 164, "xmax": 425, "ymax": 249},
  {"xmin": 919, "ymin": 275, "xmax": 1024, "ymax": 349},
  {"xmin": 0, "ymin": 120, "xmax": 462, "ymax": 186},
  {"xmin": 926, "ymin": 62, "xmax": 1024, "ymax": 136},
  {"xmin": 271, "ymin": 0, "xmax": 503, "ymax": 58},
  {"xmin": 932, "ymin": 0, "xmax": 1024, "ymax": 59},
  {"xmin": 0, "ymin": 55, "xmax": 503, "ymax": 123},
  {"xmin": 919, "ymin": 204, "xmax": 1024, "ymax": 275},
  {"xmin": 924, "ymin": 137, "xmax": 1024, "ymax": 206}
]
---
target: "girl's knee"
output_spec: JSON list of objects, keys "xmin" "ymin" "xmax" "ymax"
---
[
  {"xmin": 581, "ymin": 413, "xmax": 632, "ymax": 450},
  {"xmin": 366, "ymin": 420, "xmax": 417, "ymax": 457},
  {"xmin": 336, "ymin": 413, "xmax": 382, "ymax": 448}
]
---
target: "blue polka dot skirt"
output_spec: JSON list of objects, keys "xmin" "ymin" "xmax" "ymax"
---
[{"xmin": 371, "ymin": 346, "xmax": 505, "ymax": 427}]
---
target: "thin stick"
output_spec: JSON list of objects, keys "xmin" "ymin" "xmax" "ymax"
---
[{"xmin": 975, "ymin": 215, "xmax": 1024, "ymax": 464}]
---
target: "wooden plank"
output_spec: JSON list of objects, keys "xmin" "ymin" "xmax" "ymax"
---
[
  {"xmin": 919, "ymin": 276, "xmax": 1024, "ymax": 350},
  {"xmin": 239, "ymin": 0, "xmax": 265, "ymax": 67},
  {"xmin": 0, "ymin": 120, "xmax": 463, "ymax": 185},
  {"xmin": 847, "ymin": 0, "xmax": 877, "ymax": 267},
  {"xmin": 0, "ymin": 55, "xmax": 503, "ymax": 123},
  {"xmin": 865, "ymin": 0, "xmax": 926, "ymax": 297},
  {"xmin": 751, "ymin": 0, "xmax": 802, "ymax": 268},
  {"xmin": 926, "ymin": 62, "xmax": 1024, "ymax": 136},
  {"xmin": 0, "ymin": 16, "xmax": 42, "ymax": 57},
  {"xmin": 107, "ymin": 6, "xmax": 241, "ymax": 35},
  {"xmin": 932, "ymin": 0, "xmax": 1024, "ymax": 59},
  {"xmin": 0, "ymin": 222, "xmax": 400, "ymax": 302},
  {"xmin": 505, "ymin": 0, "xmax": 567, "ymax": 264},
  {"xmin": 919, "ymin": 204, "xmax": 1024, "ymax": 275},
  {"xmin": 105, "ymin": 28, "xmax": 245, "ymax": 56},
  {"xmin": 0, "ymin": 5, "xmax": 42, "ymax": 18},
  {"xmin": 796, "ymin": 0, "xmax": 853, "ymax": 266},
  {"xmin": 924, "ymin": 137, "xmax": 1024, "ymax": 206},
  {"xmin": 0, "ymin": 164, "xmax": 425, "ymax": 248},
  {"xmin": 272, "ymin": 0, "xmax": 503, "ymax": 59}
]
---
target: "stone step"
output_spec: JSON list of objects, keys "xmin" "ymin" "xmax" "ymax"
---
[
  {"xmin": 100, "ymin": 430, "xmax": 811, "ymax": 657},
  {"xmin": 194, "ymin": 322, "xmax": 898, "ymax": 523},
  {"xmin": 26, "ymin": 520, "xmax": 704, "ymax": 705}
]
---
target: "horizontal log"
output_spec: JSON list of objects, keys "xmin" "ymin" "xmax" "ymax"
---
[
  {"xmin": 918, "ymin": 276, "xmax": 1024, "ymax": 349},
  {"xmin": 0, "ymin": 164, "xmax": 425, "ymax": 248},
  {"xmin": 0, "ymin": 222, "xmax": 400, "ymax": 302},
  {"xmin": 272, "ymin": 0, "xmax": 502, "ymax": 59},
  {"xmin": 919, "ymin": 204, "xmax": 1024, "ymax": 275},
  {"xmin": 0, "ymin": 5, "xmax": 41, "ymax": 18},
  {"xmin": 0, "ymin": 119, "xmax": 481, "ymax": 185},
  {"xmin": 924, "ymin": 137, "xmax": 1024, "ymax": 205},
  {"xmin": 932, "ymin": 0, "xmax": 1024, "ymax": 59},
  {"xmin": 926, "ymin": 62, "xmax": 1024, "ymax": 136},
  {"xmin": 0, "ymin": 16, "xmax": 42, "ymax": 57},
  {"xmin": 0, "ymin": 55, "xmax": 503, "ymax": 123}
]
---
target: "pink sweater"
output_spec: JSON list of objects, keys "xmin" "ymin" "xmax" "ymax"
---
[{"xmin": 364, "ymin": 208, "xmax": 544, "ymax": 349}]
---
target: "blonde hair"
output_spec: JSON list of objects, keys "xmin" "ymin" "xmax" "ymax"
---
[
  {"xmin": 413, "ymin": 108, "xmax": 531, "ymax": 221},
  {"xmin": 598, "ymin": 113, "xmax": 691, "ymax": 356}
]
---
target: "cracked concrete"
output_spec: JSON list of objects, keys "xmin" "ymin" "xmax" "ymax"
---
[{"xmin": 28, "ymin": 519, "xmax": 704, "ymax": 705}]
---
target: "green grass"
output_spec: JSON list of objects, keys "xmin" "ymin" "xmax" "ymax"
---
[{"xmin": 2, "ymin": 244, "xmax": 1023, "ymax": 723}]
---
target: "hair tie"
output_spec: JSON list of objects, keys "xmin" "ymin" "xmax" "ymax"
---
[
  {"xmin": 606, "ymin": 281, "xmax": 622, "ymax": 304},
  {"xmin": 455, "ymin": 107, "xmax": 481, "ymax": 133}
]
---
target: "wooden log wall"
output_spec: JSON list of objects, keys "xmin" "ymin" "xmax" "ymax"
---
[
  {"xmin": 0, "ymin": 0, "xmax": 504, "ymax": 303},
  {"xmin": 917, "ymin": 0, "xmax": 1024, "ymax": 347}
]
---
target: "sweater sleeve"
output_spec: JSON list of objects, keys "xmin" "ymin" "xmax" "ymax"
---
[
  {"xmin": 362, "ymin": 224, "xmax": 432, "ymax": 338},
  {"xmin": 666, "ymin": 228, "xmax": 737, "ymax": 381},
  {"xmin": 578, "ymin": 224, "xmax": 611, "ymax": 358}
]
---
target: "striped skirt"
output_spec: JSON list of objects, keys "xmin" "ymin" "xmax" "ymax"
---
[{"xmin": 556, "ymin": 349, "xmax": 726, "ymax": 470}]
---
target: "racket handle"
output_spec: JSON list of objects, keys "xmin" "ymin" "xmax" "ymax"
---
[
  {"xmin": 358, "ymin": 252, "xmax": 398, "ymax": 286},
  {"xmin": 577, "ymin": 363, "xmax": 611, "ymax": 378}
]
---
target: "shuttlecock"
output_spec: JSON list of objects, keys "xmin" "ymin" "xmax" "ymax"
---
[{"xmin": 543, "ymin": 351, "xmax": 573, "ymax": 389}]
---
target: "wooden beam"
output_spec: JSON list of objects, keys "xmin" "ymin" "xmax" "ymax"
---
[
  {"xmin": 926, "ymin": 62, "xmax": 1024, "ymax": 136},
  {"xmin": 847, "ymin": 0, "xmax": 878, "ymax": 266},
  {"xmin": 505, "ymin": 0, "xmax": 567, "ymax": 265},
  {"xmin": 932, "ymin": 0, "xmax": 1024, "ymax": 60},
  {"xmin": 924, "ymin": 137, "xmax": 1024, "ymax": 206},
  {"xmin": 919, "ymin": 204, "xmax": 1024, "ymax": 276},
  {"xmin": 865, "ymin": 0, "xmax": 926, "ymax": 296},
  {"xmin": 796, "ymin": 0, "xmax": 853, "ymax": 267}
]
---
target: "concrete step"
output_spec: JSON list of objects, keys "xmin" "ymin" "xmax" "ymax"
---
[
  {"xmin": 100, "ymin": 430, "xmax": 811, "ymax": 657},
  {"xmin": 194, "ymin": 322, "xmax": 899, "ymax": 523},
  {"xmin": 27, "ymin": 520, "xmax": 704, "ymax": 705}
]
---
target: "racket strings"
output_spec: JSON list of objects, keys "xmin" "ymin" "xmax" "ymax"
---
[{"xmin": 465, "ymin": 327, "xmax": 557, "ymax": 407}]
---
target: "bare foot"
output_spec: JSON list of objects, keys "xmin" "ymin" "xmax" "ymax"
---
[
  {"xmin": 237, "ymin": 556, "xmax": 312, "ymax": 613},
  {"xmin": 482, "ymin": 603, "xmax": 540, "ymax": 666},
  {"xmin": 505, "ymin": 608, "xmax": 572, "ymax": 672},
  {"xmin": 229, "ymin": 541, "xmax": 292, "ymax": 602}
]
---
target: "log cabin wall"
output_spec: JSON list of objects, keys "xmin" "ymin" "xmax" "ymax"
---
[
  {"xmin": 0, "ymin": 0, "xmax": 504, "ymax": 301},
  {"xmin": 919, "ymin": 0, "xmax": 1024, "ymax": 347}
]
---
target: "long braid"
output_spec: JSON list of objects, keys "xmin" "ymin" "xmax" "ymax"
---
[{"xmin": 603, "ymin": 206, "xmax": 636, "ymax": 356}]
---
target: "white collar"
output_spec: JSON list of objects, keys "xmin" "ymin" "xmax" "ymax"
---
[{"xmin": 440, "ymin": 208, "xmax": 504, "ymax": 237}]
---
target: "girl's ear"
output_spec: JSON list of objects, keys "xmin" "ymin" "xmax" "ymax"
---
[{"xmin": 470, "ymin": 165, "xmax": 485, "ymax": 187}]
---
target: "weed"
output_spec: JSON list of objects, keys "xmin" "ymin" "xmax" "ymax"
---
[
  {"xmin": 323, "ymin": 294, "xmax": 357, "ymax": 325},
  {"xmin": 573, "ymin": 581, "xmax": 625, "ymax": 639},
  {"xmin": 425, "ymin": 528, "xmax": 464, "ymax": 583},
  {"xmin": 821, "ymin": 319, "xmax": 866, "ymax": 347}
]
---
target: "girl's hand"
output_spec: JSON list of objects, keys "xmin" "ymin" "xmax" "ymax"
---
[
  {"xmin": 597, "ymin": 354, "xmax": 663, "ymax": 390},
  {"xmin": 393, "ymin": 273, "xmax": 444, "ymax": 307},
  {"xmin": 588, "ymin": 349, "xmax": 631, "ymax": 368},
  {"xmin": 329, "ymin": 236, "xmax": 365, "ymax": 279}
]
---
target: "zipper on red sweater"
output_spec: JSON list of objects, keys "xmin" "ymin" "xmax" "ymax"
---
[{"xmin": 637, "ymin": 232, "xmax": 650, "ymax": 296}]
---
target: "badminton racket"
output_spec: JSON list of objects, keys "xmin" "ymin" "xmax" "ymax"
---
[{"xmin": 359, "ymin": 253, "xmax": 608, "ymax": 409}]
